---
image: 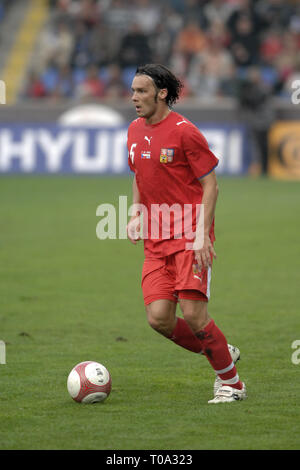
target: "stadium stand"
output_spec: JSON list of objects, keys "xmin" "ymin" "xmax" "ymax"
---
[
  {"xmin": 0, "ymin": 0, "xmax": 298, "ymax": 105},
  {"xmin": 14, "ymin": 0, "xmax": 299, "ymax": 104},
  {"xmin": 0, "ymin": 1, "xmax": 299, "ymax": 177},
  {"xmin": 1, "ymin": 0, "xmax": 48, "ymax": 104},
  {"xmin": 0, "ymin": 1, "xmax": 24, "ymax": 72}
]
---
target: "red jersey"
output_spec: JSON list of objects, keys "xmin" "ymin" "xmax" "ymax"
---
[{"xmin": 127, "ymin": 111, "xmax": 219, "ymax": 257}]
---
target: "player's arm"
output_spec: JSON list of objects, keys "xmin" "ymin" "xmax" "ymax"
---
[
  {"xmin": 194, "ymin": 170, "xmax": 218, "ymax": 270},
  {"xmin": 127, "ymin": 175, "xmax": 142, "ymax": 244},
  {"xmin": 132, "ymin": 174, "xmax": 140, "ymax": 206}
]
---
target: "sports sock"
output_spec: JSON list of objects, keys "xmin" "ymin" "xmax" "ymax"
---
[
  {"xmin": 168, "ymin": 317, "xmax": 203, "ymax": 354},
  {"xmin": 196, "ymin": 319, "xmax": 243, "ymax": 390}
]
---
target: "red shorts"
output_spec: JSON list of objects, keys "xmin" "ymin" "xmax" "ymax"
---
[{"xmin": 141, "ymin": 250, "xmax": 212, "ymax": 305}]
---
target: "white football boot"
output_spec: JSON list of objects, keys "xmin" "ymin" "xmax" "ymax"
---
[
  {"xmin": 208, "ymin": 382, "xmax": 247, "ymax": 404},
  {"xmin": 213, "ymin": 344, "xmax": 241, "ymax": 396}
]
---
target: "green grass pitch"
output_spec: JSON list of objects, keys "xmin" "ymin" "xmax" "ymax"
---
[{"xmin": 0, "ymin": 175, "xmax": 299, "ymax": 450}]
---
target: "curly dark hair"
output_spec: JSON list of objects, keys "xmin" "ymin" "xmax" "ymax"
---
[{"xmin": 135, "ymin": 64, "xmax": 183, "ymax": 107}]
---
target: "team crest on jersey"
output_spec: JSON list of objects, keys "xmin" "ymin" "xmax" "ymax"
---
[
  {"xmin": 160, "ymin": 148, "xmax": 174, "ymax": 163},
  {"xmin": 141, "ymin": 151, "xmax": 151, "ymax": 159}
]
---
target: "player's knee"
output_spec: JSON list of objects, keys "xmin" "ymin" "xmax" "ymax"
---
[
  {"xmin": 147, "ymin": 313, "xmax": 168, "ymax": 334},
  {"xmin": 146, "ymin": 306, "xmax": 175, "ymax": 337},
  {"xmin": 147, "ymin": 314, "xmax": 162, "ymax": 332},
  {"xmin": 181, "ymin": 300, "xmax": 209, "ymax": 331}
]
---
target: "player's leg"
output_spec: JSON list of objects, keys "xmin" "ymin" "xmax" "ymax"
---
[
  {"xmin": 142, "ymin": 257, "xmax": 203, "ymax": 353},
  {"xmin": 174, "ymin": 249, "xmax": 246, "ymax": 401},
  {"xmin": 179, "ymin": 297, "xmax": 210, "ymax": 332},
  {"xmin": 145, "ymin": 299, "xmax": 204, "ymax": 353},
  {"xmin": 213, "ymin": 344, "xmax": 240, "ymax": 396},
  {"xmin": 179, "ymin": 297, "xmax": 246, "ymax": 402},
  {"xmin": 145, "ymin": 299, "xmax": 177, "ymax": 338}
]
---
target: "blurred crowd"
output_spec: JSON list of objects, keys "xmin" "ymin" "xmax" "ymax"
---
[
  {"xmin": 24, "ymin": 0, "xmax": 300, "ymax": 103},
  {"xmin": 0, "ymin": 0, "xmax": 10, "ymax": 23}
]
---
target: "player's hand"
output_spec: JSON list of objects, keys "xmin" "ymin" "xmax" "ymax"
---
[
  {"xmin": 193, "ymin": 235, "xmax": 216, "ymax": 271},
  {"xmin": 127, "ymin": 215, "xmax": 141, "ymax": 244}
]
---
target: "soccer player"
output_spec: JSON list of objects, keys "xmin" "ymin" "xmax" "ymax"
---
[{"xmin": 126, "ymin": 64, "xmax": 247, "ymax": 403}]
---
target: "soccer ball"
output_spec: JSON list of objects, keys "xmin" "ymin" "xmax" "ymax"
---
[{"xmin": 67, "ymin": 361, "xmax": 111, "ymax": 404}]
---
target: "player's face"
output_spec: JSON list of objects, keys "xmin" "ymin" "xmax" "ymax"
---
[{"xmin": 131, "ymin": 74, "xmax": 166, "ymax": 121}]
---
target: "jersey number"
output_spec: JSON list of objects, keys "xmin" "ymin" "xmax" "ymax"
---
[{"xmin": 130, "ymin": 143, "xmax": 137, "ymax": 165}]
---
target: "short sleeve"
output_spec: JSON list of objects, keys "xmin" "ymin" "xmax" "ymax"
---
[
  {"xmin": 181, "ymin": 124, "xmax": 219, "ymax": 179},
  {"xmin": 128, "ymin": 152, "xmax": 135, "ymax": 173}
]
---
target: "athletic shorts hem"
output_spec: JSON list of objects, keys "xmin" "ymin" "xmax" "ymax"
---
[
  {"xmin": 179, "ymin": 289, "xmax": 208, "ymax": 302},
  {"xmin": 143, "ymin": 289, "xmax": 207, "ymax": 305},
  {"xmin": 144, "ymin": 294, "xmax": 178, "ymax": 305}
]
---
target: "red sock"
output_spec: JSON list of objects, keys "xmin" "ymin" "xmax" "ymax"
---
[
  {"xmin": 196, "ymin": 319, "xmax": 243, "ymax": 390},
  {"xmin": 168, "ymin": 317, "xmax": 203, "ymax": 354}
]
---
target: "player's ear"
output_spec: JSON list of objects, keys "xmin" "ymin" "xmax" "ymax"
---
[{"xmin": 158, "ymin": 88, "xmax": 168, "ymax": 101}]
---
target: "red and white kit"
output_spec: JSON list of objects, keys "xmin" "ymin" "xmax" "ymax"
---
[{"xmin": 127, "ymin": 111, "xmax": 219, "ymax": 304}]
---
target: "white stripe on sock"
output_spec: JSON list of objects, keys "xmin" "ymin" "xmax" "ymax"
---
[
  {"xmin": 221, "ymin": 374, "xmax": 240, "ymax": 385},
  {"xmin": 215, "ymin": 361, "xmax": 234, "ymax": 375}
]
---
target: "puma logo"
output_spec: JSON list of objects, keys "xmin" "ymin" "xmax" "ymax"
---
[{"xmin": 144, "ymin": 136, "xmax": 152, "ymax": 145}]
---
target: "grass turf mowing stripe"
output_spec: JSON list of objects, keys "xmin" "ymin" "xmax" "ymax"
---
[{"xmin": 0, "ymin": 176, "xmax": 299, "ymax": 449}]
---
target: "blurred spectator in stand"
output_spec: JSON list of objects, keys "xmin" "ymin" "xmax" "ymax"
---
[
  {"xmin": 187, "ymin": 29, "xmax": 234, "ymax": 99},
  {"xmin": 88, "ymin": 21, "xmax": 120, "ymax": 67},
  {"xmin": 149, "ymin": 21, "xmax": 173, "ymax": 65},
  {"xmin": 53, "ymin": 21, "xmax": 75, "ymax": 68},
  {"xmin": 274, "ymin": 31, "xmax": 300, "ymax": 84},
  {"xmin": 181, "ymin": 0, "xmax": 207, "ymax": 29},
  {"xmin": 118, "ymin": 22, "xmax": 152, "ymax": 69},
  {"xmin": 229, "ymin": 14, "xmax": 261, "ymax": 67},
  {"xmin": 203, "ymin": 0, "xmax": 235, "ymax": 29},
  {"xmin": 76, "ymin": 0, "xmax": 100, "ymax": 28},
  {"xmin": 237, "ymin": 67, "xmax": 275, "ymax": 175},
  {"xmin": 165, "ymin": 4, "xmax": 186, "ymax": 78},
  {"xmin": 283, "ymin": 58, "xmax": 300, "ymax": 101},
  {"xmin": 255, "ymin": 0, "xmax": 295, "ymax": 31},
  {"xmin": 25, "ymin": 71, "xmax": 47, "ymax": 99},
  {"xmin": 51, "ymin": 64, "xmax": 74, "ymax": 99},
  {"xmin": 168, "ymin": 0, "xmax": 187, "ymax": 15},
  {"xmin": 70, "ymin": 20, "xmax": 92, "ymax": 69},
  {"xmin": 34, "ymin": 20, "xmax": 74, "ymax": 73},
  {"xmin": 219, "ymin": 62, "xmax": 240, "ymax": 97},
  {"xmin": 103, "ymin": 0, "xmax": 136, "ymax": 35},
  {"xmin": 173, "ymin": 20, "xmax": 207, "ymax": 72},
  {"xmin": 289, "ymin": 3, "xmax": 300, "ymax": 34},
  {"xmin": 133, "ymin": 0, "xmax": 161, "ymax": 35},
  {"xmin": 227, "ymin": 0, "xmax": 263, "ymax": 36},
  {"xmin": 0, "ymin": 0, "xmax": 6, "ymax": 23},
  {"xmin": 162, "ymin": 3, "xmax": 184, "ymax": 37},
  {"xmin": 104, "ymin": 63, "xmax": 129, "ymax": 100},
  {"xmin": 259, "ymin": 28, "xmax": 283, "ymax": 66},
  {"xmin": 207, "ymin": 17, "xmax": 231, "ymax": 48},
  {"xmin": 168, "ymin": 48, "xmax": 188, "ymax": 82},
  {"xmin": 75, "ymin": 64, "xmax": 105, "ymax": 100},
  {"xmin": 259, "ymin": 28, "xmax": 300, "ymax": 95},
  {"xmin": 49, "ymin": 0, "xmax": 76, "ymax": 24}
]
